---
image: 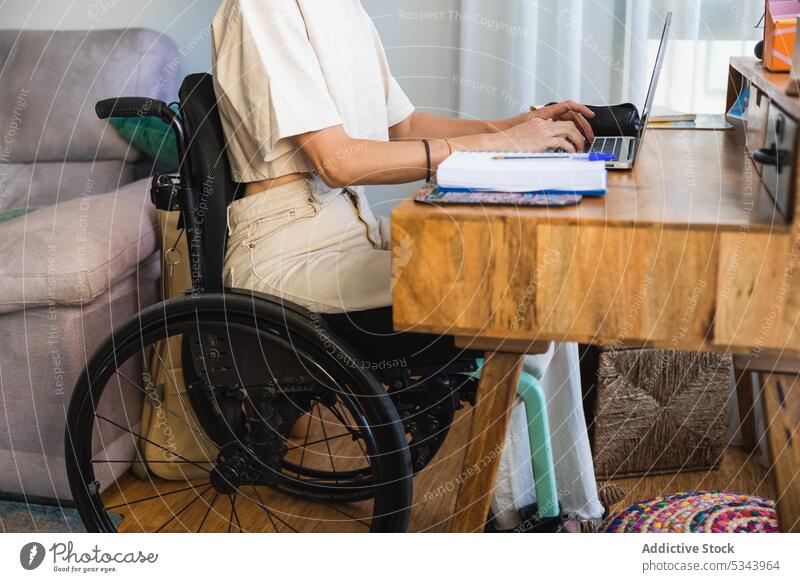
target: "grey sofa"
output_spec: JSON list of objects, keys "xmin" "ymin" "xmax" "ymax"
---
[{"xmin": 0, "ymin": 29, "xmax": 179, "ymax": 500}]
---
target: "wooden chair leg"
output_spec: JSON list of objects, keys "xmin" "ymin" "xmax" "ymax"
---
[{"xmin": 450, "ymin": 352, "xmax": 523, "ymax": 532}]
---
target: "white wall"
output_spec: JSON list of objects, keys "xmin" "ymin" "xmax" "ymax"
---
[{"xmin": 0, "ymin": 0, "xmax": 460, "ymax": 214}]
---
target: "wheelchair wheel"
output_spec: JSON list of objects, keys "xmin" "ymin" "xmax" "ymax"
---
[{"xmin": 66, "ymin": 293, "xmax": 413, "ymax": 533}]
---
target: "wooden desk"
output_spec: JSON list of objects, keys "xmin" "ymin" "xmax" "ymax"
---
[
  {"xmin": 392, "ymin": 71, "xmax": 800, "ymax": 531},
  {"xmin": 393, "ymin": 126, "xmax": 796, "ymax": 354}
]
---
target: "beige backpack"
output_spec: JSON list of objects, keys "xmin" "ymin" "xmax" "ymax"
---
[{"xmin": 132, "ymin": 210, "xmax": 217, "ymax": 481}]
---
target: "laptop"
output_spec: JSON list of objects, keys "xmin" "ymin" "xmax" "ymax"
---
[{"xmin": 590, "ymin": 12, "xmax": 672, "ymax": 170}]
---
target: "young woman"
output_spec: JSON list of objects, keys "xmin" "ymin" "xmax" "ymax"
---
[{"xmin": 211, "ymin": 0, "xmax": 604, "ymax": 530}]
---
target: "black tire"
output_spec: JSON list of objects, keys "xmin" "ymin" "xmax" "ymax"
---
[{"xmin": 65, "ymin": 292, "xmax": 413, "ymax": 533}]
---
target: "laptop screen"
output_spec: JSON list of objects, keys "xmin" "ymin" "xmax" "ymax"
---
[{"xmin": 637, "ymin": 12, "xmax": 673, "ymax": 141}]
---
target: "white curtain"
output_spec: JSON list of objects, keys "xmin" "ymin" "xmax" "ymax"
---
[{"xmin": 457, "ymin": 0, "xmax": 763, "ymax": 119}]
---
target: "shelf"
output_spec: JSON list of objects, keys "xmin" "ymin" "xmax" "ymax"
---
[{"xmin": 731, "ymin": 56, "xmax": 800, "ymax": 120}]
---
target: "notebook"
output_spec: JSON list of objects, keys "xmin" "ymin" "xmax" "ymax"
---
[
  {"xmin": 415, "ymin": 189, "xmax": 583, "ymax": 207},
  {"xmin": 436, "ymin": 151, "xmax": 608, "ymax": 196}
]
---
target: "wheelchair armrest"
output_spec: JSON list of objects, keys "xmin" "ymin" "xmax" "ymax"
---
[{"xmin": 96, "ymin": 97, "xmax": 170, "ymax": 120}]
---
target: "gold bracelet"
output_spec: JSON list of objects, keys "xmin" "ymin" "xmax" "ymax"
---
[
  {"xmin": 529, "ymin": 105, "xmax": 537, "ymax": 112},
  {"xmin": 444, "ymin": 137, "xmax": 454, "ymax": 156}
]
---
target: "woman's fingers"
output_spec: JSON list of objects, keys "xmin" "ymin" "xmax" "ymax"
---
[
  {"xmin": 567, "ymin": 111, "xmax": 595, "ymax": 143},
  {"xmin": 535, "ymin": 101, "xmax": 595, "ymax": 144},
  {"xmin": 514, "ymin": 117, "xmax": 584, "ymax": 152},
  {"xmin": 540, "ymin": 100, "xmax": 596, "ymax": 120},
  {"xmin": 563, "ymin": 100, "xmax": 595, "ymax": 119},
  {"xmin": 550, "ymin": 137, "xmax": 576, "ymax": 153},
  {"xmin": 551, "ymin": 121, "xmax": 585, "ymax": 152}
]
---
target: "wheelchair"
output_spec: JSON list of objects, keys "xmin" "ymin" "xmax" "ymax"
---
[{"xmin": 65, "ymin": 74, "xmax": 560, "ymax": 533}]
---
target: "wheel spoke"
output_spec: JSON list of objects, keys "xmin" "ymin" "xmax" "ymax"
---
[
  {"xmin": 105, "ymin": 483, "xmax": 210, "ymax": 511},
  {"xmin": 326, "ymin": 404, "xmax": 357, "ymax": 434},
  {"xmin": 94, "ymin": 414, "xmax": 212, "ymax": 474},
  {"xmin": 284, "ymin": 431, "xmax": 352, "ymax": 452},
  {"xmin": 316, "ymin": 500, "xmax": 371, "ymax": 529},
  {"xmin": 277, "ymin": 477, "xmax": 369, "ymax": 486},
  {"xmin": 330, "ymin": 404, "xmax": 368, "ymax": 458},
  {"xmin": 150, "ymin": 342, "xmax": 184, "ymax": 394},
  {"xmin": 115, "ymin": 369, "xmax": 217, "ymax": 453},
  {"xmin": 92, "ymin": 459, "xmax": 209, "ymax": 464},
  {"xmin": 249, "ymin": 485, "xmax": 298, "ymax": 532},
  {"xmin": 146, "ymin": 349, "xmax": 219, "ymax": 456},
  {"xmin": 318, "ymin": 406, "xmax": 338, "ymax": 478},
  {"xmin": 155, "ymin": 486, "xmax": 212, "ymax": 533},
  {"xmin": 249, "ymin": 486, "xmax": 279, "ymax": 532},
  {"xmin": 231, "ymin": 493, "xmax": 244, "ymax": 533},
  {"xmin": 297, "ymin": 403, "xmax": 315, "ymax": 473},
  {"xmin": 197, "ymin": 492, "xmax": 219, "ymax": 532}
]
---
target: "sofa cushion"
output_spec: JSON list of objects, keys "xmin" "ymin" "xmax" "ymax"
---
[
  {"xmin": 0, "ymin": 178, "xmax": 158, "ymax": 314},
  {"xmin": 0, "ymin": 160, "xmax": 137, "ymax": 212},
  {"xmin": 0, "ymin": 260, "xmax": 160, "ymax": 500},
  {"xmin": 0, "ymin": 29, "xmax": 179, "ymax": 164},
  {"xmin": 110, "ymin": 104, "xmax": 182, "ymax": 171}
]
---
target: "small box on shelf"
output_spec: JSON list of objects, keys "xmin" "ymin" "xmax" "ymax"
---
[
  {"xmin": 764, "ymin": 0, "xmax": 800, "ymax": 72},
  {"xmin": 788, "ymin": 16, "xmax": 800, "ymax": 94}
]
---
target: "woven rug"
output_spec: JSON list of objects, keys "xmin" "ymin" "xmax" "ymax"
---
[
  {"xmin": 0, "ymin": 499, "xmax": 123, "ymax": 533},
  {"xmin": 603, "ymin": 491, "xmax": 779, "ymax": 533}
]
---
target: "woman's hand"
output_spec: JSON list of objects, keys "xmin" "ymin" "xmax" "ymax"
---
[
  {"xmin": 530, "ymin": 101, "xmax": 596, "ymax": 143},
  {"xmin": 499, "ymin": 117, "xmax": 586, "ymax": 153}
]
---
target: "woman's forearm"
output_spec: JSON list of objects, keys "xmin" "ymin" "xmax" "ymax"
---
[
  {"xmin": 332, "ymin": 138, "xmax": 451, "ymax": 186},
  {"xmin": 295, "ymin": 117, "xmax": 584, "ymax": 188},
  {"xmin": 392, "ymin": 104, "xmax": 597, "ymax": 144},
  {"xmin": 296, "ymin": 126, "xmax": 498, "ymax": 187},
  {"xmin": 390, "ymin": 111, "xmax": 525, "ymax": 140}
]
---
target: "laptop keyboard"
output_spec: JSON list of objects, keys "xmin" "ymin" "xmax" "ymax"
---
[{"xmin": 590, "ymin": 137, "xmax": 624, "ymax": 159}]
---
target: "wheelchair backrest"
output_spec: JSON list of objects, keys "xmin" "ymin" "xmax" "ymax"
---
[{"xmin": 178, "ymin": 73, "xmax": 241, "ymax": 292}]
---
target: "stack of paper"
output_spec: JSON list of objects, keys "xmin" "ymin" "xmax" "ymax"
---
[{"xmin": 437, "ymin": 151, "xmax": 608, "ymax": 196}]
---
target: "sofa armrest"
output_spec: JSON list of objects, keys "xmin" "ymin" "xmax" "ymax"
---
[{"xmin": 0, "ymin": 178, "xmax": 158, "ymax": 314}]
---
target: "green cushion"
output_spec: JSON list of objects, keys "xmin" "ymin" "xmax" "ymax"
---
[
  {"xmin": 109, "ymin": 104, "xmax": 180, "ymax": 171},
  {"xmin": 0, "ymin": 208, "xmax": 39, "ymax": 224}
]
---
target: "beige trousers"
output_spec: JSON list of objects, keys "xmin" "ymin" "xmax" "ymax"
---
[
  {"xmin": 224, "ymin": 176, "xmax": 603, "ymax": 526},
  {"xmin": 224, "ymin": 176, "xmax": 392, "ymax": 313}
]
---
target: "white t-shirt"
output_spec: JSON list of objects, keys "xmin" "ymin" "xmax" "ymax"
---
[{"xmin": 211, "ymin": 0, "xmax": 416, "ymax": 183}]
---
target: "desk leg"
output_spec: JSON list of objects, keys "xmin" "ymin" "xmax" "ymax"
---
[
  {"xmin": 760, "ymin": 373, "xmax": 800, "ymax": 532},
  {"xmin": 735, "ymin": 367, "xmax": 758, "ymax": 453},
  {"xmin": 450, "ymin": 352, "xmax": 524, "ymax": 532}
]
